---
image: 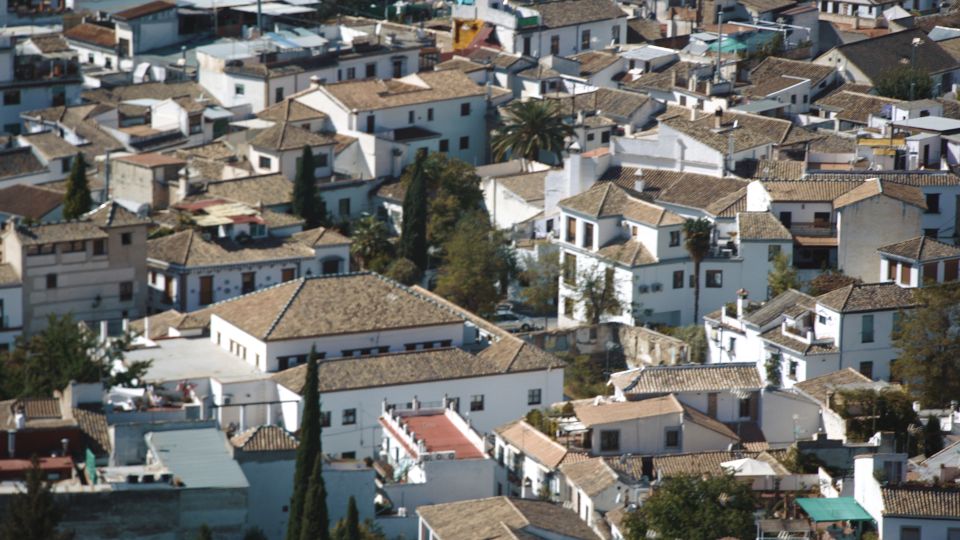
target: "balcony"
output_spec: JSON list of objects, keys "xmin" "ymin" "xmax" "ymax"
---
[{"xmin": 789, "ymin": 222, "xmax": 837, "ymax": 238}]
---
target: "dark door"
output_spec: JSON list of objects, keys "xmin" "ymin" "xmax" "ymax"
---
[
  {"xmin": 779, "ymin": 211, "xmax": 792, "ymax": 228},
  {"xmin": 281, "ymin": 268, "xmax": 296, "ymax": 282},
  {"xmin": 707, "ymin": 393, "xmax": 718, "ymax": 418},
  {"xmin": 199, "ymin": 275, "xmax": 213, "ymax": 306}
]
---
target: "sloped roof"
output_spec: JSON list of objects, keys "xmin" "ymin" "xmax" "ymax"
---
[
  {"xmin": 611, "ymin": 363, "xmax": 764, "ymax": 395},
  {"xmin": 250, "ymin": 122, "xmax": 337, "ymax": 152},
  {"xmin": 762, "ymin": 180, "xmax": 862, "ymax": 202},
  {"xmin": 573, "ymin": 395, "xmax": 684, "ymax": 427},
  {"xmin": 559, "ymin": 182, "xmax": 685, "ymax": 226},
  {"xmin": 681, "ymin": 402, "xmax": 741, "ymax": 440},
  {"xmin": 418, "ymin": 497, "xmax": 602, "ymax": 540},
  {"xmin": 641, "ymin": 170, "xmax": 748, "ymax": 212},
  {"xmin": 320, "ymin": 70, "xmax": 485, "ymax": 112},
  {"xmin": 531, "ymin": 0, "xmax": 626, "ymax": 28},
  {"xmin": 794, "ymin": 368, "xmax": 872, "ymax": 404},
  {"xmin": 64, "ymin": 23, "xmax": 116, "ymax": 49},
  {"xmin": 833, "ymin": 28, "xmax": 958, "ymax": 83},
  {"xmin": 882, "ymin": 488, "xmax": 960, "ymax": 518},
  {"xmin": 653, "ymin": 449, "xmax": 790, "ymax": 478},
  {"xmin": 230, "ymin": 424, "xmax": 299, "ymax": 451},
  {"xmin": 560, "ymin": 457, "xmax": 619, "ymax": 496},
  {"xmin": 546, "ymin": 87, "xmax": 651, "ymax": 120},
  {"xmin": 0, "ymin": 184, "xmax": 63, "ymax": 219},
  {"xmin": 257, "ymin": 100, "xmax": 327, "ymax": 123},
  {"xmin": 497, "ymin": 171, "xmax": 547, "ymax": 203},
  {"xmin": 86, "ymin": 201, "xmax": 149, "ymax": 228},
  {"xmin": 661, "ymin": 111, "xmax": 799, "ymax": 153},
  {"xmin": 21, "ymin": 132, "xmax": 79, "ymax": 161},
  {"xmin": 495, "ymin": 420, "xmax": 568, "ymax": 469},
  {"xmin": 740, "ymin": 289, "xmax": 816, "ymax": 327},
  {"xmin": 148, "ymin": 229, "xmax": 316, "ymax": 267},
  {"xmin": 203, "ymin": 174, "xmax": 293, "ymax": 207},
  {"xmin": 832, "ymin": 178, "xmax": 927, "ymax": 210},
  {"xmin": 814, "ymin": 90, "xmax": 899, "ymax": 124},
  {"xmin": 570, "ymin": 50, "xmax": 621, "ymax": 76},
  {"xmin": 805, "ymin": 170, "xmax": 960, "ymax": 187},
  {"xmin": 816, "ymin": 282, "xmax": 920, "ymax": 313},
  {"xmin": 750, "ymin": 56, "xmax": 835, "ymax": 86},
  {"xmin": 288, "ymin": 226, "xmax": 351, "ymax": 247},
  {"xmin": 738, "ymin": 211, "xmax": 792, "ymax": 240},
  {"xmin": 115, "ymin": 152, "xmax": 185, "ymax": 168},
  {"xmin": 596, "ymin": 238, "xmax": 658, "ymax": 267},
  {"xmin": 114, "ymin": 0, "xmax": 176, "ymax": 20},
  {"xmin": 878, "ymin": 235, "xmax": 960, "ymax": 261}
]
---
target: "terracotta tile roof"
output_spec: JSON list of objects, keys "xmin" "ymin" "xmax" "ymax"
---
[
  {"xmin": 570, "ymin": 50, "xmax": 621, "ymax": 76},
  {"xmin": 624, "ymin": 61, "xmax": 705, "ymax": 93},
  {"xmin": 129, "ymin": 309, "xmax": 190, "ymax": 340},
  {"xmin": 0, "ymin": 184, "xmax": 63, "ymax": 220},
  {"xmin": 116, "ymin": 152, "xmax": 186, "ymax": 168},
  {"xmin": 634, "ymin": 169, "xmax": 748, "ymax": 212},
  {"xmin": 250, "ymin": 122, "xmax": 337, "ymax": 152},
  {"xmin": 20, "ymin": 132, "xmax": 79, "ymax": 161},
  {"xmin": 794, "ymin": 368, "xmax": 872, "ymax": 404},
  {"xmin": 573, "ymin": 395, "xmax": 684, "ymax": 427},
  {"xmin": 704, "ymin": 188, "xmax": 748, "ymax": 218},
  {"xmin": 661, "ymin": 111, "xmax": 798, "ymax": 153},
  {"xmin": 288, "ymin": 226, "xmax": 351, "ymax": 247},
  {"xmin": 882, "ymin": 487, "xmax": 960, "ymax": 518},
  {"xmin": 27, "ymin": 34, "xmax": 72, "ymax": 54},
  {"xmin": 0, "ymin": 264, "xmax": 20, "ymax": 287},
  {"xmin": 495, "ymin": 420, "xmax": 568, "ymax": 469},
  {"xmin": 203, "ymin": 174, "xmax": 293, "ymax": 208},
  {"xmin": 761, "ymin": 180, "xmax": 861, "ymax": 202},
  {"xmin": 805, "ymin": 170, "xmax": 960, "ymax": 187},
  {"xmin": 256, "ymin": 100, "xmax": 326, "ymax": 123},
  {"xmin": 833, "ymin": 178, "xmax": 926, "ymax": 210},
  {"xmin": 15, "ymin": 220, "xmax": 108, "ymax": 245},
  {"xmin": 596, "ymin": 238, "xmax": 657, "ymax": 267},
  {"xmin": 83, "ymin": 81, "xmax": 220, "ymax": 108},
  {"xmin": 388, "ymin": 413, "xmax": 484, "ymax": 460},
  {"xmin": 560, "ymin": 182, "xmax": 684, "ymax": 226},
  {"xmin": 435, "ymin": 57, "xmax": 489, "ymax": 74},
  {"xmin": 231, "ymin": 424, "xmax": 299, "ymax": 451},
  {"xmin": 814, "ymin": 91, "xmax": 899, "ymax": 125},
  {"xmin": 113, "ymin": 0, "xmax": 176, "ymax": 20},
  {"xmin": 611, "ymin": 363, "xmax": 763, "ymax": 395},
  {"xmin": 682, "ymin": 402, "xmax": 741, "ymax": 440},
  {"xmin": 738, "ymin": 289, "xmax": 815, "ymax": 327},
  {"xmin": 0, "ymin": 147, "xmax": 46, "ymax": 180},
  {"xmin": 560, "ymin": 457, "xmax": 619, "ymax": 496},
  {"xmin": 834, "ymin": 28, "xmax": 958, "ymax": 83},
  {"xmin": 148, "ymin": 229, "xmax": 315, "ymax": 268},
  {"xmin": 0, "ymin": 398, "xmax": 64, "ymax": 429},
  {"xmin": 878, "ymin": 235, "xmax": 960, "ymax": 261},
  {"xmin": 547, "ymin": 88, "xmax": 651, "ymax": 121},
  {"xmin": 86, "ymin": 200, "xmax": 149, "ymax": 228},
  {"xmin": 417, "ymin": 497, "xmax": 603, "ymax": 540},
  {"xmin": 210, "ymin": 273, "xmax": 463, "ymax": 342},
  {"xmin": 738, "ymin": 211, "xmax": 793, "ymax": 241},
  {"xmin": 816, "ymin": 282, "xmax": 920, "ymax": 313},
  {"xmin": 627, "ymin": 18, "xmax": 663, "ymax": 42},
  {"xmin": 745, "ymin": 75, "xmax": 808, "ymax": 99},
  {"xmin": 734, "ymin": 159, "xmax": 806, "ymax": 180},
  {"xmin": 497, "ymin": 171, "xmax": 547, "ymax": 203},
  {"xmin": 531, "ymin": 0, "xmax": 626, "ymax": 28},
  {"xmin": 653, "ymin": 449, "xmax": 789, "ymax": 478},
  {"xmin": 73, "ymin": 407, "xmax": 111, "ymax": 456},
  {"xmin": 321, "ymin": 70, "xmax": 485, "ymax": 112},
  {"xmin": 749, "ymin": 57, "xmax": 835, "ymax": 87},
  {"xmin": 64, "ymin": 23, "xmax": 116, "ymax": 49}
]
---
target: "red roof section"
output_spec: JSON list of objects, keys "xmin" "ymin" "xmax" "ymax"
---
[
  {"xmin": 0, "ymin": 456, "xmax": 73, "ymax": 472},
  {"xmin": 381, "ymin": 413, "xmax": 484, "ymax": 460}
]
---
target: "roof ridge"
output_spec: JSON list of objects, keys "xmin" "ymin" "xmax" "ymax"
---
[{"xmin": 263, "ymin": 278, "xmax": 307, "ymax": 340}]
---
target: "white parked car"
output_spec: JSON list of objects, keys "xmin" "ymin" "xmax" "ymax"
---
[{"xmin": 491, "ymin": 311, "xmax": 537, "ymax": 332}]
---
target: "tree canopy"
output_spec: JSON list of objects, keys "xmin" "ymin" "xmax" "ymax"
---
[
  {"xmin": 287, "ymin": 348, "xmax": 328, "ymax": 540},
  {"xmin": 63, "ymin": 153, "xmax": 91, "ymax": 220},
  {"xmin": 570, "ymin": 264, "xmax": 623, "ymax": 325},
  {"xmin": 398, "ymin": 150, "xmax": 429, "ymax": 271},
  {"xmin": 768, "ymin": 251, "xmax": 799, "ymax": 298},
  {"xmin": 399, "ymin": 152, "xmax": 485, "ymax": 247},
  {"xmin": 0, "ymin": 457, "xmax": 73, "ymax": 540},
  {"xmin": 491, "ymin": 99, "xmax": 574, "ymax": 163},
  {"xmin": 892, "ymin": 283, "xmax": 960, "ymax": 407},
  {"xmin": 350, "ymin": 215, "xmax": 393, "ymax": 271},
  {"xmin": 875, "ymin": 66, "xmax": 933, "ymax": 101},
  {"xmin": 682, "ymin": 218, "xmax": 712, "ymax": 322},
  {"xmin": 435, "ymin": 212, "xmax": 505, "ymax": 315},
  {"xmin": 519, "ymin": 249, "xmax": 561, "ymax": 327},
  {"xmin": 292, "ymin": 146, "xmax": 327, "ymax": 229}
]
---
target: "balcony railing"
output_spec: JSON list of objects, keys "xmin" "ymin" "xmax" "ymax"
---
[{"xmin": 790, "ymin": 222, "xmax": 837, "ymax": 237}]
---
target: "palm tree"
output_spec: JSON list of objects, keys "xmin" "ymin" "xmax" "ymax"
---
[
  {"xmin": 350, "ymin": 214, "xmax": 392, "ymax": 270},
  {"xmin": 683, "ymin": 218, "xmax": 713, "ymax": 323},
  {"xmin": 491, "ymin": 99, "xmax": 573, "ymax": 163}
]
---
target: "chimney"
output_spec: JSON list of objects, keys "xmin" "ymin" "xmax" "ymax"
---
[
  {"xmin": 736, "ymin": 288, "xmax": 748, "ymax": 318},
  {"xmin": 690, "ymin": 106, "xmax": 697, "ymax": 121},
  {"xmin": 576, "ymin": 110, "xmax": 585, "ymax": 125},
  {"xmin": 100, "ymin": 320, "xmax": 109, "ymax": 343},
  {"xmin": 61, "ymin": 438, "xmax": 69, "ymax": 456},
  {"xmin": 671, "ymin": 69, "xmax": 677, "ymax": 88},
  {"xmin": 309, "ymin": 75, "xmax": 322, "ymax": 89},
  {"xmin": 714, "ymin": 108, "xmax": 724, "ymax": 129},
  {"xmin": 688, "ymin": 77, "xmax": 697, "ymax": 92},
  {"xmin": 634, "ymin": 169, "xmax": 645, "ymax": 192}
]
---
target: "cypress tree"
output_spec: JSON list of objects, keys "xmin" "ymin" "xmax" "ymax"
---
[
  {"xmin": 345, "ymin": 496, "xmax": 360, "ymax": 540},
  {"xmin": 923, "ymin": 414, "xmax": 944, "ymax": 457},
  {"xmin": 287, "ymin": 347, "xmax": 321, "ymax": 540},
  {"xmin": 63, "ymin": 153, "xmax": 91, "ymax": 220},
  {"xmin": 292, "ymin": 146, "xmax": 324, "ymax": 228},
  {"xmin": 398, "ymin": 149, "xmax": 428, "ymax": 271},
  {"xmin": 0, "ymin": 456, "xmax": 72, "ymax": 540},
  {"xmin": 299, "ymin": 454, "xmax": 330, "ymax": 540}
]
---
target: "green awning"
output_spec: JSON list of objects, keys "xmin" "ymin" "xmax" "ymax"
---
[{"xmin": 796, "ymin": 498, "xmax": 874, "ymax": 522}]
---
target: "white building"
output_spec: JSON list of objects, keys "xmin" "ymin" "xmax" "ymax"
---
[
  {"xmin": 418, "ymin": 496, "xmax": 604, "ymax": 540},
  {"xmin": 560, "ymin": 456, "xmax": 648, "ymax": 529},
  {"xmin": 0, "ymin": 35, "xmax": 82, "ymax": 135},
  {"xmin": 493, "ymin": 419, "xmax": 572, "ymax": 500},
  {"xmin": 878, "ymin": 235, "xmax": 960, "ymax": 288}
]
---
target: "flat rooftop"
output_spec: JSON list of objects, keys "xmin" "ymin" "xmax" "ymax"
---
[
  {"xmin": 396, "ymin": 413, "xmax": 484, "ymax": 460},
  {"xmin": 127, "ymin": 336, "xmax": 268, "ymax": 383}
]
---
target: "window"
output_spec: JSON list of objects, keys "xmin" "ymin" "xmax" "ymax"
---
[
  {"xmin": 599, "ymin": 429, "xmax": 620, "ymax": 452},
  {"xmin": 580, "ymin": 29, "xmax": 591, "ymax": 50},
  {"xmin": 563, "ymin": 253, "xmax": 577, "ymax": 286},
  {"xmin": 346, "ymin": 67, "xmax": 356, "ymax": 80},
  {"xmin": 861, "ymin": 314, "xmax": 874, "ymax": 343},
  {"xmin": 768, "ymin": 244, "xmax": 781, "ymax": 262},
  {"xmin": 282, "ymin": 268, "xmax": 296, "ymax": 282},
  {"xmin": 601, "ymin": 131, "xmax": 610, "ymax": 143},
  {"xmin": 689, "ymin": 274, "xmax": 696, "ymax": 288},
  {"xmin": 522, "ymin": 36, "xmax": 531, "ymax": 56},
  {"xmin": 566, "ymin": 216, "xmax": 577, "ymax": 243},
  {"xmin": 789, "ymin": 360, "xmax": 798, "ymax": 379},
  {"xmin": 550, "ymin": 35, "xmax": 559, "ymax": 55},
  {"xmin": 459, "ymin": 136, "xmax": 469, "ymax": 150},
  {"xmin": 342, "ymin": 409, "xmax": 357, "ymax": 425},
  {"xmin": 946, "ymin": 259, "xmax": 960, "ymax": 282},
  {"xmin": 427, "ymin": 108, "xmax": 434, "ymax": 121},
  {"xmin": 612, "ymin": 24, "xmax": 621, "ymax": 44},
  {"xmin": 199, "ymin": 275, "xmax": 213, "ymax": 305},
  {"xmin": 259, "ymin": 156, "xmax": 272, "ymax": 169},
  {"xmin": 706, "ymin": 270, "xmax": 723, "ymax": 288},
  {"xmin": 738, "ymin": 396, "xmax": 751, "ymax": 418},
  {"xmin": 438, "ymin": 139, "xmax": 449, "ymax": 152},
  {"xmin": 924, "ymin": 261, "xmax": 938, "ymax": 283},
  {"xmin": 460, "ymin": 103, "xmax": 471, "ymax": 116},
  {"xmin": 779, "ymin": 211, "xmax": 792, "ymax": 228},
  {"xmin": 947, "ymin": 528, "xmax": 960, "ymax": 540},
  {"xmin": 814, "ymin": 212, "xmax": 830, "ymax": 228},
  {"xmin": 673, "ymin": 270, "xmax": 684, "ymax": 289},
  {"xmin": 901, "ymin": 263, "xmax": 912, "ymax": 284},
  {"xmin": 341, "ymin": 451, "xmax": 356, "ymax": 459},
  {"xmin": 338, "ymin": 198, "xmax": 351, "ymax": 217},
  {"xmin": 87, "ymin": 53, "xmax": 94, "ymax": 63},
  {"xmin": 583, "ymin": 223, "xmax": 593, "ymax": 248},
  {"xmin": 320, "ymin": 411, "xmax": 331, "ymax": 428},
  {"xmin": 242, "ymin": 272, "xmax": 255, "ymax": 294},
  {"xmin": 926, "ymin": 193, "xmax": 940, "ymax": 213},
  {"xmin": 365, "ymin": 62, "xmax": 376, "ymax": 78},
  {"xmin": 470, "ymin": 394, "xmax": 484, "ymax": 411},
  {"xmin": 818, "ymin": 314, "xmax": 827, "ymax": 324},
  {"xmin": 62, "ymin": 240, "xmax": 85, "ymax": 253},
  {"xmin": 322, "ymin": 259, "xmax": 340, "ymax": 275},
  {"xmin": 119, "ymin": 281, "xmax": 133, "ymax": 301},
  {"xmin": 316, "ymin": 153, "xmax": 328, "ymax": 168},
  {"xmin": 528, "ymin": 389, "xmax": 542, "ymax": 405},
  {"xmin": 586, "ymin": 133, "xmax": 595, "ymax": 142},
  {"xmin": 665, "ymin": 428, "xmax": 680, "ymax": 448},
  {"xmin": 408, "ymin": 110, "xmax": 415, "ymax": 124},
  {"xmin": 924, "ymin": 228, "xmax": 939, "ymax": 239},
  {"xmin": 860, "ymin": 361, "xmax": 873, "ymax": 379},
  {"xmin": 887, "ymin": 260, "xmax": 898, "ymax": 281},
  {"xmin": 900, "ymin": 527, "xmax": 920, "ymax": 540},
  {"xmin": 275, "ymin": 87, "xmax": 284, "ymax": 103},
  {"xmin": 790, "ymin": 95, "xmax": 797, "ymax": 105},
  {"xmin": 93, "ymin": 239, "xmax": 107, "ymax": 255},
  {"xmin": 46, "ymin": 273, "xmax": 57, "ymax": 289},
  {"xmin": 563, "ymin": 297, "xmax": 574, "ymax": 316},
  {"xmin": 234, "ymin": 84, "xmax": 245, "ymax": 96},
  {"xmin": 121, "ymin": 232, "xmax": 132, "ymax": 245},
  {"xmin": 670, "ymin": 230, "xmax": 680, "ymax": 247},
  {"xmin": 393, "ymin": 59, "xmax": 404, "ymax": 78},
  {"xmin": 3, "ymin": 90, "xmax": 20, "ymax": 105}
]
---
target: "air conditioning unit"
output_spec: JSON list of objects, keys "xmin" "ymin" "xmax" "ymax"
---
[
  {"xmin": 651, "ymin": 283, "xmax": 662, "ymax": 292},
  {"xmin": 638, "ymin": 285, "xmax": 649, "ymax": 293},
  {"xmin": 397, "ymin": 507, "xmax": 408, "ymax": 517}
]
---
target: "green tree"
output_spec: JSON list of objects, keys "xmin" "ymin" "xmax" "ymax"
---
[
  {"xmin": 626, "ymin": 474, "xmax": 757, "ymax": 540},
  {"xmin": 300, "ymin": 454, "xmax": 330, "ymax": 540},
  {"xmin": 923, "ymin": 414, "xmax": 944, "ymax": 457},
  {"xmin": 195, "ymin": 525, "xmax": 213, "ymax": 540},
  {"xmin": 399, "ymin": 153, "xmax": 485, "ymax": 247},
  {"xmin": 292, "ymin": 146, "xmax": 326, "ymax": 229},
  {"xmin": 519, "ymin": 249, "xmax": 561, "ymax": 328},
  {"xmin": 1, "ymin": 314, "xmax": 151, "ymax": 400},
  {"xmin": 891, "ymin": 284, "xmax": 960, "ymax": 407},
  {"xmin": 875, "ymin": 66, "xmax": 933, "ymax": 101},
  {"xmin": 808, "ymin": 269, "xmax": 861, "ymax": 296},
  {"xmin": 350, "ymin": 215, "xmax": 392, "ymax": 271},
  {"xmin": 384, "ymin": 257, "xmax": 421, "ymax": 286},
  {"xmin": 332, "ymin": 496, "xmax": 361, "ymax": 540},
  {"xmin": 492, "ymin": 99, "xmax": 574, "ymax": 163},
  {"xmin": 287, "ymin": 348, "xmax": 326, "ymax": 540},
  {"xmin": 570, "ymin": 264, "xmax": 622, "ymax": 325},
  {"xmin": 435, "ymin": 212, "xmax": 503, "ymax": 314},
  {"xmin": 662, "ymin": 325, "xmax": 707, "ymax": 364},
  {"xmin": 834, "ymin": 388, "xmax": 920, "ymax": 454},
  {"xmin": 63, "ymin": 153, "xmax": 91, "ymax": 220},
  {"xmin": 0, "ymin": 457, "xmax": 73, "ymax": 540},
  {"xmin": 682, "ymin": 218, "xmax": 712, "ymax": 322},
  {"xmin": 243, "ymin": 527, "xmax": 268, "ymax": 540},
  {"xmin": 768, "ymin": 252, "xmax": 799, "ymax": 297},
  {"xmin": 765, "ymin": 353, "xmax": 782, "ymax": 387},
  {"xmin": 398, "ymin": 150, "xmax": 429, "ymax": 271}
]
